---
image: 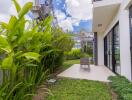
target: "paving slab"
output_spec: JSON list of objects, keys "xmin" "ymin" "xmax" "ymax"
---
[{"xmin": 58, "ymin": 64, "xmax": 115, "ymax": 82}]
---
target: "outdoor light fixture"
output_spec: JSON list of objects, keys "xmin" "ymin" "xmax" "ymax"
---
[{"xmin": 98, "ymin": 24, "xmax": 102, "ymax": 27}]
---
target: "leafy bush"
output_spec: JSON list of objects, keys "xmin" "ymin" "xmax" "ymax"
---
[
  {"xmin": 0, "ymin": 0, "xmax": 74, "ymax": 99},
  {"xmin": 64, "ymin": 49, "xmax": 82, "ymax": 60},
  {"xmin": 40, "ymin": 45, "xmax": 64, "ymax": 73},
  {"xmin": 65, "ymin": 49, "xmax": 90, "ymax": 60},
  {"xmin": 108, "ymin": 76, "xmax": 132, "ymax": 100}
]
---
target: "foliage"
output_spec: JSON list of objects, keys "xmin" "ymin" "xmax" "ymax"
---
[
  {"xmin": 108, "ymin": 76, "xmax": 132, "ymax": 100},
  {"xmin": 82, "ymin": 45, "xmax": 93, "ymax": 57},
  {"xmin": 40, "ymin": 45, "xmax": 64, "ymax": 73},
  {"xmin": 46, "ymin": 78, "xmax": 112, "ymax": 100},
  {"xmin": 64, "ymin": 49, "xmax": 82, "ymax": 60},
  {"xmin": 0, "ymin": 0, "xmax": 74, "ymax": 99},
  {"xmin": 64, "ymin": 49, "xmax": 90, "ymax": 60},
  {"xmin": 52, "ymin": 27, "xmax": 74, "ymax": 52}
]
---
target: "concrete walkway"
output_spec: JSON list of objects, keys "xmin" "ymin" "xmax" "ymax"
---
[{"xmin": 58, "ymin": 64, "xmax": 115, "ymax": 82}]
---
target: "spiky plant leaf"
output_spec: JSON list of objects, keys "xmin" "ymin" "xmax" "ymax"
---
[
  {"xmin": 21, "ymin": 52, "xmax": 40, "ymax": 62},
  {"xmin": 18, "ymin": 2, "xmax": 33, "ymax": 19},
  {"xmin": 2, "ymin": 56, "xmax": 13, "ymax": 69},
  {"xmin": 0, "ymin": 22, "xmax": 8, "ymax": 29},
  {"xmin": 8, "ymin": 16, "xmax": 17, "ymax": 31},
  {"xmin": 12, "ymin": 0, "xmax": 21, "ymax": 13},
  {"xmin": 0, "ymin": 35, "xmax": 12, "ymax": 53}
]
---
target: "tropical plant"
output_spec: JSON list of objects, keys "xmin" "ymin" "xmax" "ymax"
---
[
  {"xmin": 0, "ymin": 0, "xmax": 74, "ymax": 99},
  {"xmin": 52, "ymin": 27, "xmax": 74, "ymax": 52},
  {"xmin": 0, "ymin": 0, "xmax": 49, "ymax": 99}
]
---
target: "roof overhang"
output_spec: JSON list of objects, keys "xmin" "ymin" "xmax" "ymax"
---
[{"xmin": 92, "ymin": 0, "xmax": 121, "ymax": 33}]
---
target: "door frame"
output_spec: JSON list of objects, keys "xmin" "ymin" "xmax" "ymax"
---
[{"xmin": 129, "ymin": 5, "xmax": 132, "ymax": 80}]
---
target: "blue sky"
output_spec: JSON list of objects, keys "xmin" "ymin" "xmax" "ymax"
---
[{"xmin": 53, "ymin": 0, "xmax": 93, "ymax": 33}]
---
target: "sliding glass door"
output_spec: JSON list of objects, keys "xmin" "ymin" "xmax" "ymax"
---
[
  {"xmin": 113, "ymin": 24, "xmax": 120, "ymax": 74},
  {"xmin": 107, "ymin": 31, "xmax": 113, "ymax": 70},
  {"xmin": 104, "ymin": 23, "xmax": 120, "ymax": 74}
]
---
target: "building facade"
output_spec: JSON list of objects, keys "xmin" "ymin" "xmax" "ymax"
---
[
  {"xmin": 92, "ymin": 0, "xmax": 132, "ymax": 81},
  {"xmin": 32, "ymin": 0, "xmax": 52, "ymax": 20}
]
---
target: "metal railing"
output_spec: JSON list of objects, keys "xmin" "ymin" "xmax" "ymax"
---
[{"xmin": 93, "ymin": 0, "xmax": 102, "ymax": 2}]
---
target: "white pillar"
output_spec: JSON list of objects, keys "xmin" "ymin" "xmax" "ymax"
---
[
  {"xmin": 119, "ymin": 8, "xmax": 132, "ymax": 80},
  {"xmin": 97, "ymin": 33, "xmax": 104, "ymax": 66}
]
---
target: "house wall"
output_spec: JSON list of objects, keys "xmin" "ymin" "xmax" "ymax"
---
[
  {"xmin": 96, "ymin": 0, "xmax": 132, "ymax": 80},
  {"xmin": 119, "ymin": 3, "xmax": 131, "ymax": 80}
]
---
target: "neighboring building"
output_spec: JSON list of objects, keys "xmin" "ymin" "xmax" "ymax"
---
[
  {"xmin": 73, "ymin": 31, "xmax": 94, "ymax": 51},
  {"xmin": 92, "ymin": 0, "xmax": 132, "ymax": 81},
  {"xmin": 32, "ymin": 0, "xmax": 52, "ymax": 20},
  {"xmin": 73, "ymin": 36, "xmax": 81, "ymax": 49},
  {"xmin": 79, "ymin": 31, "xmax": 94, "ymax": 52}
]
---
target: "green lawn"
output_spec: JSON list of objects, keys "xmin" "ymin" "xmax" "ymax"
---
[
  {"xmin": 62, "ymin": 59, "xmax": 80, "ymax": 69},
  {"xmin": 47, "ymin": 78, "xmax": 112, "ymax": 100},
  {"xmin": 46, "ymin": 59, "xmax": 112, "ymax": 100}
]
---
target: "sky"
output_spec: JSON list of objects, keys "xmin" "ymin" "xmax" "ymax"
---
[{"xmin": 0, "ymin": 0, "xmax": 93, "ymax": 32}]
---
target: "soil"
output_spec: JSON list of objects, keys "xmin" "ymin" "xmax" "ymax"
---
[
  {"xmin": 32, "ymin": 67, "xmax": 64, "ymax": 100},
  {"xmin": 107, "ymin": 83, "xmax": 118, "ymax": 100}
]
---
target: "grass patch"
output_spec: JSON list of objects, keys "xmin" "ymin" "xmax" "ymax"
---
[
  {"xmin": 109, "ymin": 76, "xmax": 132, "ymax": 100},
  {"xmin": 47, "ymin": 78, "xmax": 112, "ymax": 100},
  {"xmin": 62, "ymin": 59, "xmax": 80, "ymax": 69}
]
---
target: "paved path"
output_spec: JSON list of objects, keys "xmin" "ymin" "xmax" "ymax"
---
[{"xmin": 58, "ymin": 64, "xmax": 115, "ymax": 82}]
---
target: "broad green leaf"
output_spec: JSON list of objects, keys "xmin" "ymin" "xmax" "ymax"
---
[
  {"xmin": 21, "ymin": 52, "xmax": 40, "ymax": 62},
  {"xmin": 11, "ymin": 64, "xmax": 17, "ymax": 78},
  {"xmin": 18, "ymin": 31, "xmax": 35, "ymax": 44},
  {"xmin": 0, "ymin": 35, "xmax": 12, "ymax": 53},
  {"xmin": 0, "ymin": 22, "xmax": 8, "ymax": 29},
  {"xmin": 2, "ymin": 56, "xmax": 13, "ymax": 69},
  {"xmin": 8, "ymin": 16, "xmax": 17, "ymax": 30},
  {"xmin": 18, "ymin": 2, "xmax": 33, "ymax": 19},
  {"xmin": 12, "ymin": 0, "xmax": 21, "ymax": 13}
]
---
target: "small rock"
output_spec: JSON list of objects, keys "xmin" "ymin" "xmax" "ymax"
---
[{"xmin": 47, "ymin": 79, "xmax": 56, "ymax": 84}]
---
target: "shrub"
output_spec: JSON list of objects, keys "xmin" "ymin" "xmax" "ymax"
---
[
  {"xmin": 40, "ymin": 45, "xmax": 64, "ymax": 73},
  {"xmin": 0, "ymin": 0, "xmax": 73, "ymax": 99},
  {"xmin": 64, "ymin": 49, "xmax": 91, "ymax": 60},
  {"xmin": 108, "ymin": 76, "xmax": 132, "ymax": 100},
  {"xmin": 64, "ymin": 49, "xmax": 82, "ymax": 60}
]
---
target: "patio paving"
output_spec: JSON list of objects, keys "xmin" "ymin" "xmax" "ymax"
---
[{"xmin": 58, "ymin": 64, "xmax": 115, "ymax": 82}]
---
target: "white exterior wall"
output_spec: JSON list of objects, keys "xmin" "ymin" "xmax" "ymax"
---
[
  {"xmin": 119, "ymin": 0, "xmax": 131, "ymax": 80},
  {"xmin": 96, "ymin": 0, "xmax": 132, "ymax": 80},
  {"xmin": 119, "ymin": 8, "xmax": 131, "ymax": 80},
  {"xmin": 97, "ymin": 33, "xmax": 104, "ymax": 65}
]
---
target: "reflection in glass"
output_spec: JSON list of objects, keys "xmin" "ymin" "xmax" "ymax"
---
[{"xmin": 114, "ymin": 24, "xmax": 120, "ymax": 74}]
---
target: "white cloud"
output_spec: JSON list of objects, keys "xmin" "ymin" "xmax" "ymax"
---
[
  {"xmin": 58, "ymin": 18, "xmax": 73, "ymax": 31},
  {"xmin": 0, "ymin": 0, "xmax": 32, "ymax": 22},
  {"xmin": 66, "ymin": 0, "xmax": 80, "ymax": 7},
  {"xmin": 54, "ymin": 0, "xmax": 92, "ymax": 31},
  {"xmin": 54, "ymin": 10, "xmax": 81, "ymax": 31},
  {"xmin": 55, "ymin": 10, "xmax": 66, "ymax": 21},
  {"xmin": 66, "ymin": 0, "xmax": 92, "ymax": 20}
]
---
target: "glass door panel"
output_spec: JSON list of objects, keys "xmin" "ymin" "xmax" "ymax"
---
[
  {"xmin": 113, "ymin": 24, "xmax": 120, "ymax": 74},
  {"xmin": 106, "ymin": 31, "xmax": 113, "ymax": 70}
]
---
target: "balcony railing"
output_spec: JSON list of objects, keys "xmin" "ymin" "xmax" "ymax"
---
[
  {"xmin": 93, "ymin": 0, "xmax": 102, "ymax": 2},
  {"xmin": 32, "ymin": 5, "xmax": 41, "ymax": 11}
]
